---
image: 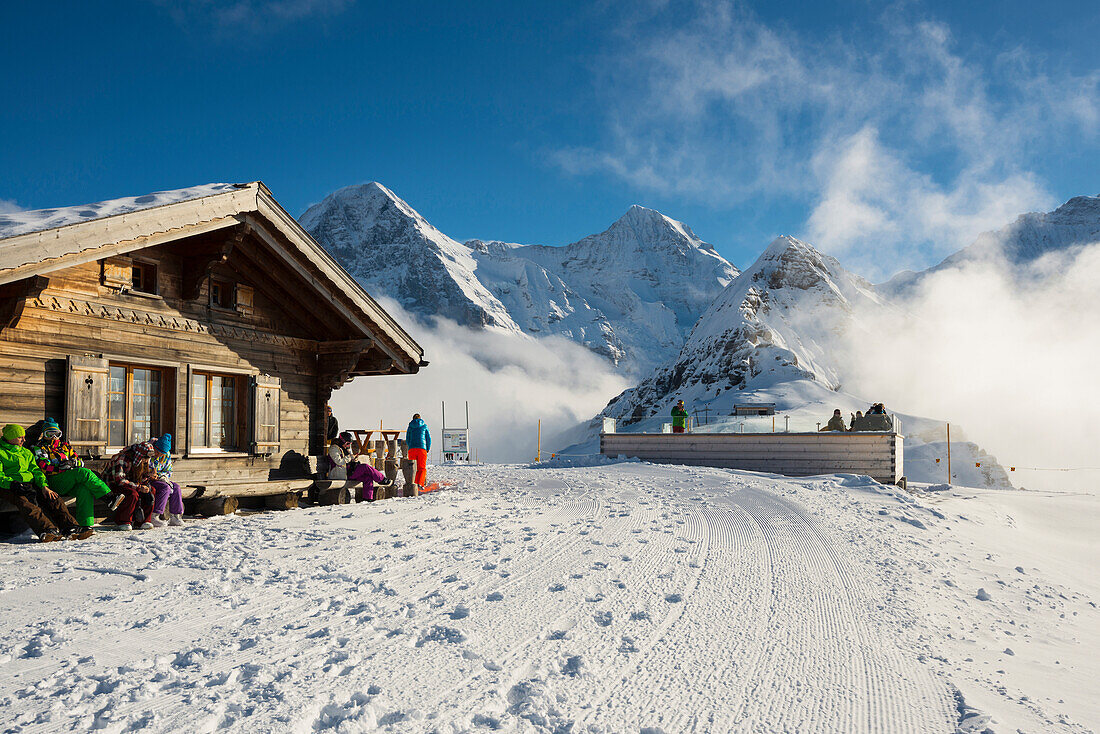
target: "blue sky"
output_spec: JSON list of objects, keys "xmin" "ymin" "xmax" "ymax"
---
[{"xmin": 2, "ymin": 0, "xmax": 1097, "ymax": 277}]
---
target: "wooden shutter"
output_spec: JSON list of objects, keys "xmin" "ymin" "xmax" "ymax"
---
[
  {"xmin": 251, "ymin": 374, "xmax": 281, "ymax": 455},
  {"xmin": 101, "ymin": 257, "xmax": 133, "ymax": 290},
  {"xmin": 235, "ymin": 284, "xmax": 254, "ymax": 316},
  {"xmin": 65, "ymin": 355, "xmax": 109, "ymax": 456}
]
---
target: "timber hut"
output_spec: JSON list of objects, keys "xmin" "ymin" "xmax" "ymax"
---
[{"xmin": 0, "ymin": 182, "xmax": 424, "ymax": 513}]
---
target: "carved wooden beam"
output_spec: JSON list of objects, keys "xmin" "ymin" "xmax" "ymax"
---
[{"xmin": 0, "ymin": 276, "xmax": 49, "ymax": 332}]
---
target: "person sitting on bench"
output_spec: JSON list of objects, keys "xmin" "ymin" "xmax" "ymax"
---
[
  {"xmin": 32, "ymin": 418, "xmax": 112, "ymax": 529},
  {"xmin": 328, "ymin": 432, "xmax": 391, "ymax": 502},
  {"xmin": 104, "ymin": 441, "xmax": 157, "ymax": 530},
  {"xmin": 0, "ymin": 424, "xmax": 91, "ymax": 541},
  {"xmin": 148, "ymin": 434, "xmax": 184, "ymax": 528},
  {"xmin": 819, "ymin": 409, "xmax": 847, "ymax": 431}
]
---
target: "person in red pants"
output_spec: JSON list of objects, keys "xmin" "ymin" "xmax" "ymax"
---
[
  {"xmin": 104, "ymin": 441, "xmax": 156, "ymax": 530},
  {"xmin": 405, "ymin": 413, "xmax": 431, "ymax": 491}
]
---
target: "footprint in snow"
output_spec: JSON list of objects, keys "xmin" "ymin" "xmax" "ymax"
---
[
  {"xmin": 548, "ymin": 583, "xmax": 566, "ymax": 592},
  {"xmin": 665, "ymin": 594, "xmax": 682, "ymax": 603},
  {"xmin": 450, "ymin": 605, "xmax": 470, "ymax": 620},
  {"xmin": 485, "ymin": 592, "xmax": 504, "ymax": 602},
  {"xmin": 594, "ymin": 611, "xmax": 612, "ymax": 627}
]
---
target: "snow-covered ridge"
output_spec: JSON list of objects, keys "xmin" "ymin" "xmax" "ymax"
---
[
  {"xmin": 882, "ymin": 194, "xmax": 1100, "ymax": 295},
  {"xmin": 300, "ymin": 183, "xmax": 519, "ymax": 332},
  {"xmin": 0, "ymin": 183, "xmax": 244, "ymax": 239},
  {"xmin": 301, "ymin": 184, "xmax": 739, "ymax": 374},
  {"xmin": 601, "ymin": 235, "xmax": 886, "ymax": 424}
]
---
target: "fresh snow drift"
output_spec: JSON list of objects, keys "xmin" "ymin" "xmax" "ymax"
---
[
  {"xmin": 301, "ymin": 184, "xmax": 738, "ymax": 374},
  {"xmin": 1, "ymin": 463, "xmax": 1094, "ymax": 732}
]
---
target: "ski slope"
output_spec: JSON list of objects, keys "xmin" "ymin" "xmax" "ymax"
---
[{"xmin": 0, "ymin": 462, "xmax": 1094, "ymax": 732}]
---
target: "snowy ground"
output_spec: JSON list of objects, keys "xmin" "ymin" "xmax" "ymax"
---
[{"xmin": 0, "ymin": 461, "xmax": 1095, "ymax": 733}]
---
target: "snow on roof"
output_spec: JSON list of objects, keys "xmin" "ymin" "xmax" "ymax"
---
[{"xmin": 0, "ymin": 183, "xmax": 245, "ymax": 240}]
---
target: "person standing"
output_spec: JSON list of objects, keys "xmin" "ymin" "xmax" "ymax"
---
[
  {"xmin": 104, "ymin": 441, "xmax": 156, "ymax": 530},
  {"xmin": 32, "ymin": 418, "xmax": 111, "ymax": 529},
  {"xmin": 148, "ymin": 434, "xmax": 184, "ymax": 527},
  {"xmin": 671, "ymin": 400, "xmax": 689, "ymax": 434},
  {"xmin": 405, "ymin": 413, "xmax": 431, "ymax": 491},
  {"xmin": 325, "ymin": 405, "xmax": 339, "ymax": 444},
  {"xmin": 0, "ymin": 424, "xmax": 89, "ymax": 541}
]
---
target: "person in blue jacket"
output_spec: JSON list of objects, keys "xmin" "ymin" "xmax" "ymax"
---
[{"xmin": 405, "ymin": 414, "xmax": 431, "ymax": 489}]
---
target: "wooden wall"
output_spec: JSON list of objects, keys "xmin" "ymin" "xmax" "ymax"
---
[
  {"xmin": 600, "ymin": 432, "xmax": 904, "ymax": 485},
  {"xmin": 0, "ymin": 237, "xmax": 326, "ymax": 460}
]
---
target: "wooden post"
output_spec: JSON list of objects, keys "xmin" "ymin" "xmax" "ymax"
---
[
  {"xmin": 316, "ymin": 483, "xmax": 350, "ymax": 506},
  {"xmin": 265, "ymin": 492, "xmax": 300, "ymax": 511},
  {"xmin": 946, "ymin": 422, "xmax": 952, "ymax": 485},
  {"xmin": 191, "ymin": 496, "xmax": 238, "ymax": 516}
]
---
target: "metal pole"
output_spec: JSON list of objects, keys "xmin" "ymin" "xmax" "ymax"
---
[
  {"xmin": 537, "ymin": 419, "xmax": 541, "ymax": 462},
  {"xmin": 785, "ymin": 415, "xmax": 790, "ymax": 433},
  {"xmin": 947, "ymin": 422, "xmax": 952, "ymax": 484},
  {"xmin": 441, "ymin": 401, "xmax": 446, "ymax": 464},
  {"xmin": 466, "ymin": 401, "xmax": 470, "ymax": 463}
]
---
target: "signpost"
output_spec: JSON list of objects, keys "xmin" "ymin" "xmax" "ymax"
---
[{"xmin": 441, "ymin": 400, "xmax": 471, "ymax": 462}]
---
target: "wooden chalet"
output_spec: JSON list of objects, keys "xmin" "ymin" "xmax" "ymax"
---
[{"xmin": 0, "ymin": 182, "xmax": 424, "ymax": 510}]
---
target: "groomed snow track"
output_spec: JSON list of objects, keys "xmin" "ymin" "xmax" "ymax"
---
[{"xmin": 0, "ymin": 462, "xmax": 957, "ymax": 732}]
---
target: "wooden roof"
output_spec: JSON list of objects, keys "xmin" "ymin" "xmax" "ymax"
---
[{"xmin": 0, "ymin": 182, "xmax": 424, "ymax": 372}]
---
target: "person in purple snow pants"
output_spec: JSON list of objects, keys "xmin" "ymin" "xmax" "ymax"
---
[
  {"xmin": 148, "ymin": 434, "xmax": 184, "ymax": 527},
  {"xmin": 327, "ymin": 432, "xmax": 392, "ymax": 502}
]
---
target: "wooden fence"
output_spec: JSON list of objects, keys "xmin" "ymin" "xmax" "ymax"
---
[{"xmin": 600, "ymin": 431, "xmax": 903, "ymax": 485}]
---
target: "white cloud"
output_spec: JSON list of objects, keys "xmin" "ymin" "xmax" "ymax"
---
[
  {"xmin": 559, "ymin": 1, "xmax": 1098, "ymax": 274},
  {"xmin": 0, "ymin": 199, "xmax": 24, "ymax": 215},
  {"xmin": 330, "ymin": 299, "xmax": 630, "ymax": 463},
  {"xmin": 805, "ymin": 127, "xmax": 1054, "ymax": 277},
  {"xmin": 840, "ymin": 241, "xmax": 1100, "ymax": 491}
]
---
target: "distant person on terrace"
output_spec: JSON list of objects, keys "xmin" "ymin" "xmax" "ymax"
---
[
  {"xmin": 406, "ymin": 414, "xmax": 431, "ymax": 491},
  {"xmin": 0, "ymin": 424, "xmax": 90, "ymax": 542},
  {"xmin": 32, "ymin": 417, "xmax": 111, "ymax": 529},
  {"xmin": 671, "ymin": 400, "xmax": 688, "ymax": 434},
  {"xmin": 820, "ymin": 409, "xmax": 847, "ymax": 432}
]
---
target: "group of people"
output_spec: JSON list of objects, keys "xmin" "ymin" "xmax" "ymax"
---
[
  {"xmin": 323, "ymin": 410, "xmax": 432, "ymax": 500},
  {"xmin": 0, "ymin": 419, "xmax": 183, "ymax": 543},
  {"xmin": 820, "ymin": 402, "xmax": 889, "ymax": 432},
  {"xmin": 3, "ymin": 409, "xmax": 435, "ymax": 543}
]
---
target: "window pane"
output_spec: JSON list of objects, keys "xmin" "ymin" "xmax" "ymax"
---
[
  {"xmin": 191, "ymin": 374, "xmax": 207, "ymax": 447},
  {"xmin": 109, "ymin": 420, "xmax": 124, "ymax": 447},
  {"xmin": 109, "ymin": 366, "xmax": 125, "ymax": 392},
  {"xmin": 220, "ymin": 378, "xmax": 236, "ymax": 449}
]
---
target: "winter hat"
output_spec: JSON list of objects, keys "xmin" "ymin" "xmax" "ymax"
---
[
  {"xmin": 153, "ymin": 434, "xmax": 172, "ymax": 454},
  {"xmin": 2, "ymin": 424, "xmax": 26, "ymax": 442},
  {"xmin": 43, "ymin": 417, "xmax": 60, "ymax": 431}
]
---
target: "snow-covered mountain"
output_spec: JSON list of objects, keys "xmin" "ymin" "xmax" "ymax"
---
[
  {"xmin": 301, "ymin": 183, "xmax": 738, "ymax": 374},
  {"xmin": 300, "ymin": 183, "xmax": 520, "ymax": 331},
  {"xmin": 600, "ymin": 236, "xmax": 888, "ymax": 424},
  {"xmin": 882, "ymin": 194, "xmax": 1100, "ymax": 296}
]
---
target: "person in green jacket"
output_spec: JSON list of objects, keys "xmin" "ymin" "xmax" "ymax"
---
[
  {"xmin": 671, "ymin": 400, "xmax": 689, "ymax": 433},
  {"xmin": 0, "ymin": 424, "xmax": 90, "ymax": 542},
  {"xmin": 32, "ymin": 418, "xmax": 112, "ymax": 528}
]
